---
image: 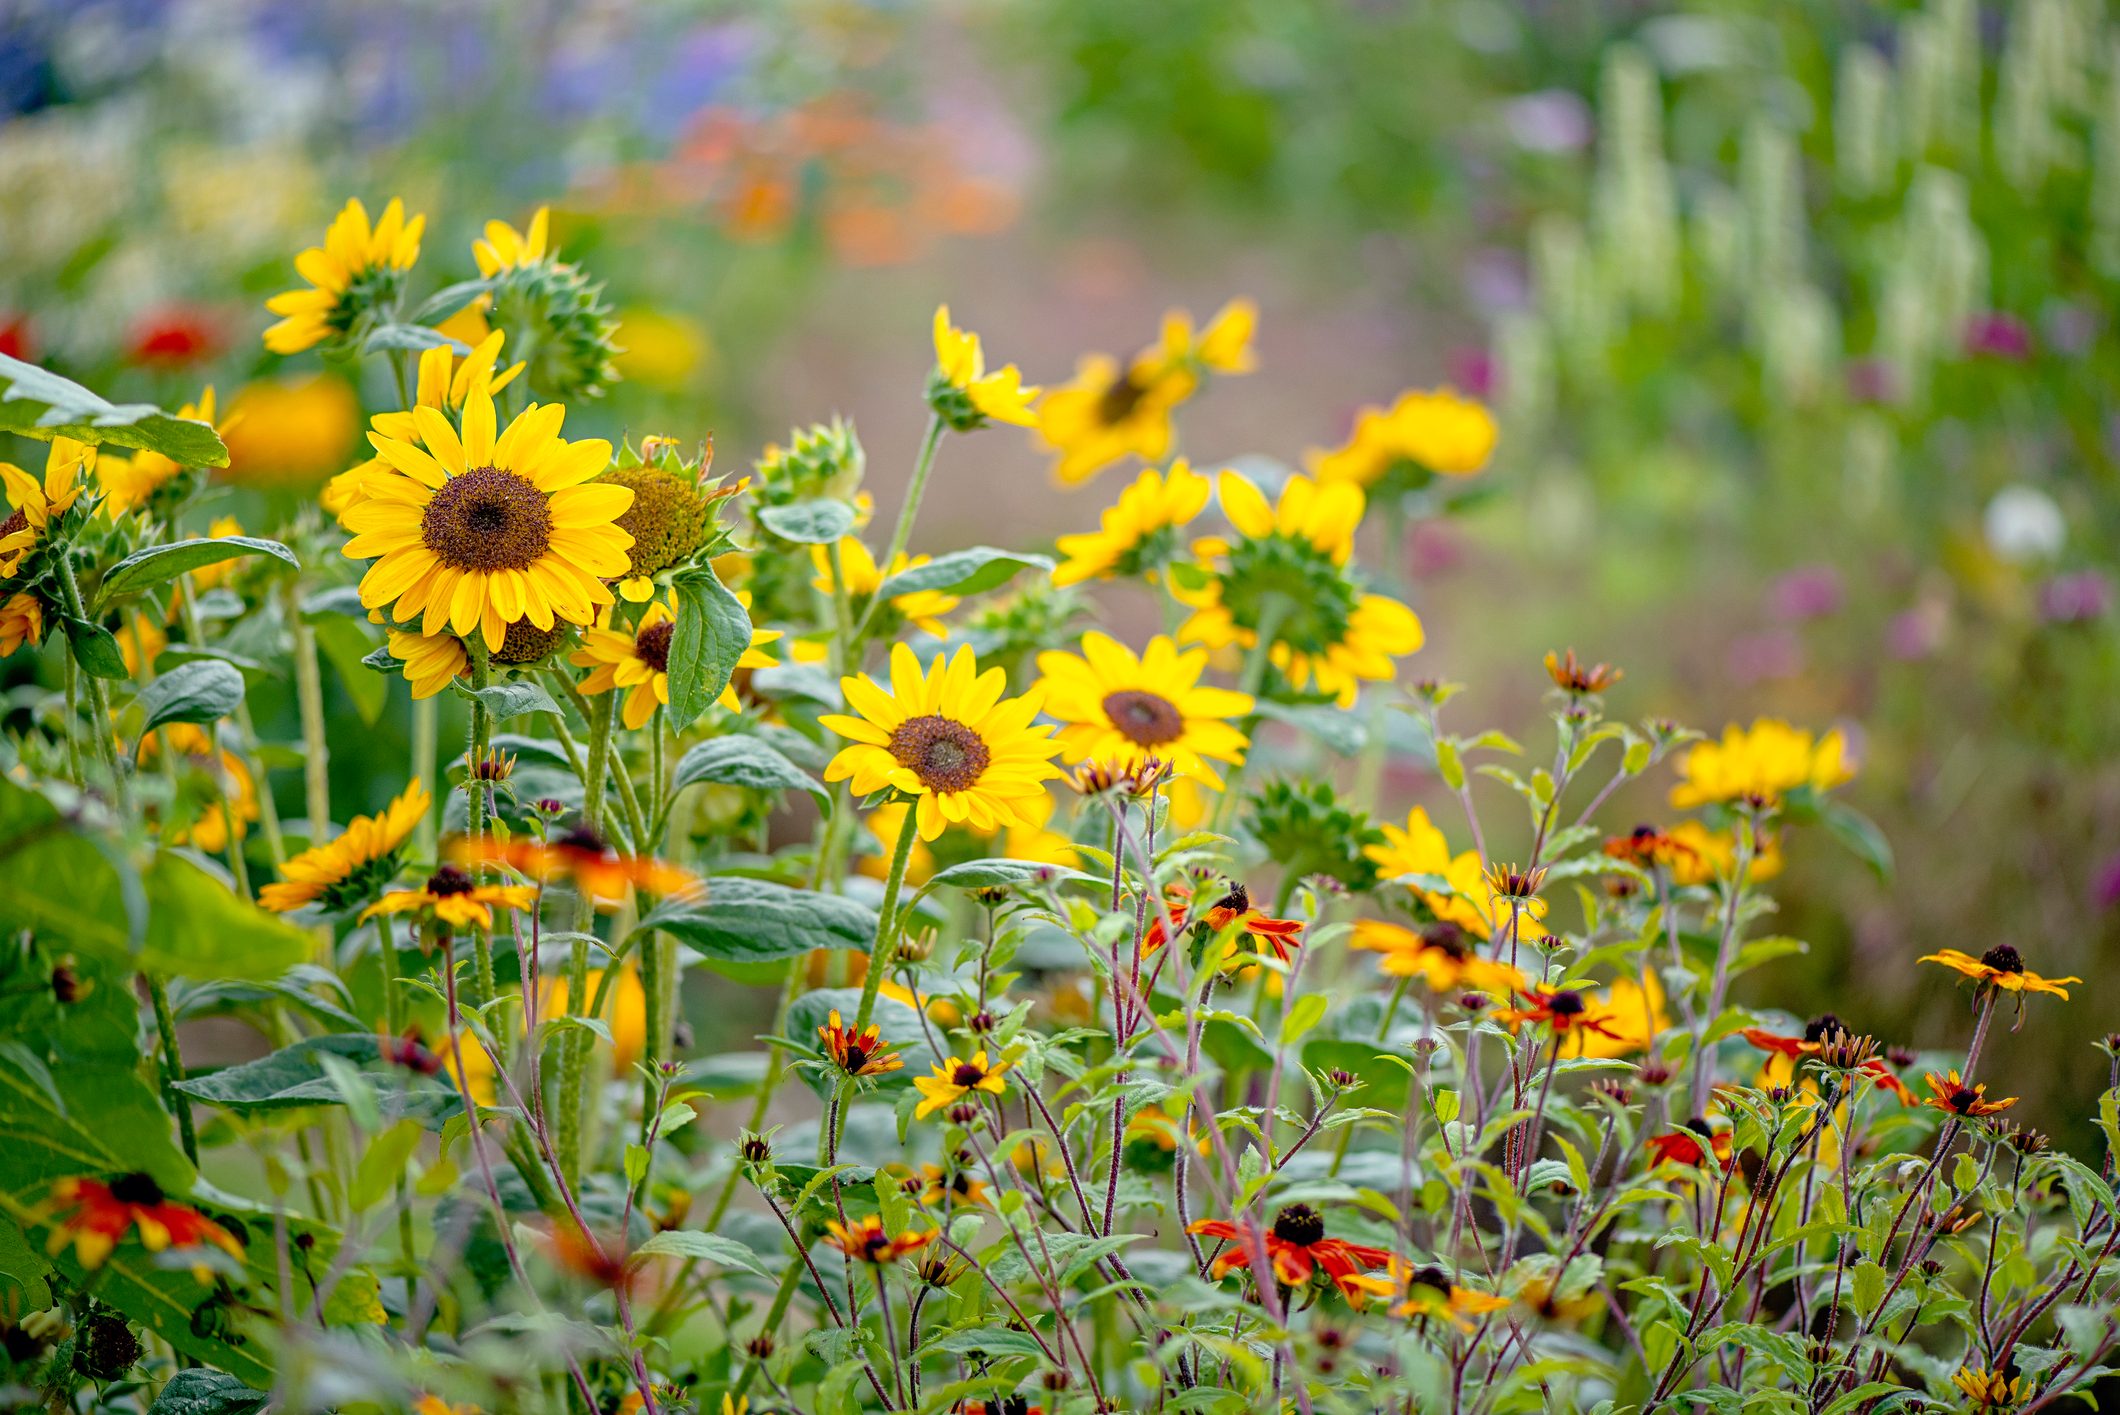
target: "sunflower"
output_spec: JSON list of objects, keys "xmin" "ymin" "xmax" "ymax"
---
[
  {"xmin": 100, "ymin": 387, "xmax": 221, "ymax": 518},
  {"xmin": 1952, "ymin": 1366, "xmax": 2032, "ymax": 1410},
  {"xmin": 1308, "ymin": 386, "xmax": 1497, "ymax": 493},
  {"xmin": 1921, "ymin": 1069, "xmax": 2018, "ymax": 1119},
  {"xmin": 43, "ymin": 1174, "xmax": 244, "ymax": 1282},
  {"xmin": 915, "ymin": 1164, "xmax": 990, "ymax": 1209},
  {"xmin": 810, "ymin": 538, "xmax": 959, "ymax": 638},
  {"xmin": 1348, "ymin": 920, "xmax": 1528, "ymax": 995},
  {"xmin": 1175, "ymin": 471, "xmax": 1423, "ymax": 708},
  {"xmin": 258, "ymin": 779, "xmax": 429, "ymax": 914},
  {"xmin": 1188, "ymin": 1202, "xmax": 1391, "ymax": 1304},
  {"xmin": 824, "ymin": 1215, "xmax": 937, "ymax": 1264},
  {"xmin": 912, "ymin": 1050, "xmax": 1012, "ymax": 1118},
  {"xmin": 263, "ymin": 197, "xmax": 424, "ymax": 354},
  {"xmin": 0, "ymin": 591, "xmax": 42, "ymax": 656},
  {"xmin": 821, "ymin": 643, "xmax": 1062, "ymax": 843},
  {"xmin": 817, "ymin": 1009, "xmax": 903, "ymax": 1078},
  {"xmin": 387, "ymin": 629, "xmax": 469, "ymax": 700},
  {"xmin": 1052, "ymin": 459, "xmax": 1213, "ymax": 587},
  {"xmin": 1668, "ymin": 718, "xmax": 1854, "ymax": 808},
  {"xmin": 361, "ymin": 863, "xmax": 537, "ymax": 931},
  {"xmin": 342, "ymin": 385, "xmax": 632, "ymax": 653},
  {"xmin": 929, "ymin": 306, "xmax": 1039, "ymax": 429},
  {"xmin": 1035, "ymin": 301, "xmax": 1254, "ymax": 485},
  {"xmin": 1034, "ymin": 632, "xmax": 1252, "ymax": 787},
  {"xmin": 474, "ymin": 208, "xmax": 552, "ymax": 276},
  {"xmin": 0, "ymin": 436, "xmax": 92, "ymax": 578},
  {"xmin": 138, "ymin": 724, "xmax": 259, "ymax": 853},
  {"xmin": 324, "ymin": 333, "xmax": 523, "ymax": 521},
  {"xmin": 1918, "ymin": 944, "xmax": 2079, "ymax": 1000},
  {"xmin": 1365, "ymin": 807, "xmax": 1545, "ymax": 942},
  {"xmin": 570, "ymin": 590, "xmax": 780, "ymax": 729}
]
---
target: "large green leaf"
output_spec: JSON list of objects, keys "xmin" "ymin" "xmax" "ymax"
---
[
  {"xmin": 146, "ymin": 1370, "xmax": 272, "ymax": 1415},
  {"xmin": 139, "ymin": 852, "xmax": 313, "ymax": 981},
  {"xmin": 96, "ymin": 536, "xmax": 299, "ymax": 606},
  {"xmin": 137, "ymin": 660, "xmax": 247, "ymax": 736},
  {"xmin": 664, "ymin": 563, "xmax": 753, "ymax": 730},
  {"xmin": 172, "ymin": 1035, "xmax": 459, "ymax": 1123},
  {"xmin": 670, "ymin": 736, "xmax": 830, "ymax": 812},
  {"xmin": 0, "ymin": 353, "xmax": 228, "ymax": 466},
  {"xmin": 452, "ymin": 676, "xmax": 561, "ymax": 720},
  {"xmin": 0, "ymin": 1215, "xmax": 52, "ymax": 1308},
  {"xmin": 638, "ymin": 879, "xmax": 876, "ymax": 966},
  {"xmin": 629, "ymin": 1228, "xmax": 774, "ymax": 1278},
  {"xmin": 875, "ymin": 546, "xmax": 1052, "ymax": 599},
  {"xmin": 0, "ymin": 1046, "xmax": 192, "ymax": 1202}
]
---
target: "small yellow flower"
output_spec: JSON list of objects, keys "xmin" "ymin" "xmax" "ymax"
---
[
  {"xmin": 1918, "ymin": 945, "xmax": 2078, "ymax": 1001},
  {"xmin": 100, "ymin": 388, "xmax": 222, "ymax": 517},
  {"xmin": 1365, "ymin": 806, "xmax": 1544, "ymax": 942},
  {"xmin": 810, "ymin": 538, "xmax": 959, "ymax": 638},
  {"xmin": 362, "ymin": 863, "xmax": 538, "ymax": 931},
  {"xmin": 137, "ymin": 724, "xmax": 259, "ymax": 853},
  {"xmin": 1051, "ymin": 459, "xmax": 1213, "ymax": 587},
  {"xmin": 258, "ymin": 779, "xmax": 430, "ymax": 914},
  {"xmin": 473, "ymin": 207, "xmax": 552, "ymax": 277},
  {"xmin": 1952, "ymin": 1365, "xmax": 2031, "ymax": 1410},
  {"xmin": 1668, "ymin": 718, "xmax": 1854, "ymax": 809},
  {"xmin": 913, "ymin": 1050, "xmax": 1011, "ymax": 1118},
  {"xmin": 930, "ymin": 305, "xmax": 1039, "ymax": 428},
  {"xmin": 264, "ymin": 197, "xmax": 424, "ymax": 354},
  {"xmin": 1308, "ymin": 386, "xmax": 1497, "ymax": 488},
  {"xmin": 387, "ymin": 629, "xmax": 469, "ymax": 701},
  {"xmin": 1035, "ymin": 301, "xmax": 1253, "ymax": 485},
  {"xmin": 571, "ymin": 590, "xmax": 780, "ymax": 729},
  {"xmin": 1034, "ymin": 632, "xmax": 1251, "ymax": 787},
  {"xmin": 0, "ymin": 437, "xmax": 92, "ymax": 577}
]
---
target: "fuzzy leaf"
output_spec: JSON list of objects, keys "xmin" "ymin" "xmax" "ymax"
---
[
  {"xmin": 137, "ymin": 660, "xmax": 246, "ymax": 735},
  {"xmin": 97, "ymin": 536, "xmax": 299, "ymax": 605},
  {"xmin": 664, "ymin": 563, "xmax": 752, "ymax": 730},
  {"xmin": 876, "ymin": 546, "xmax": 1052, "ymax": 599},
  {"xmin": 671, "ymin": 736, "xmax": 830, "ymax": 812},
  {"xmin": 639, "ymin": 879, "xmax": 877, "ymax": 967},
  {"xmin": 0, "ymin": 353, "xmax": 228, "ymax": 465},
  {"xmin": 758, "ymin": 499, "xmax": 859, "ymax": 544}
]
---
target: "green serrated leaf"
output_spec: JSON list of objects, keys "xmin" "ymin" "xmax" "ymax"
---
[
  {"xmin": 670, "ymin": 736, "xmax": 830, "ymax": 812},
  {"xmin": 137, "ymin": 660, "xmax": 246, "ymax": 736},
  {"xmin": 665, "ymin": 564, "xmax": 752, "ymax": 730},
  {"xmin": 0, "ymin": 353, "xmax": 228, "ymax": 465}
]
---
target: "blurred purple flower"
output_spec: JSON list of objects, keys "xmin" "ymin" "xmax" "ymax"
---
[
  {"xmin": 1727, "ymin": 630, "xmax": 1802, "ymax": 683},
  {"xmin": 1887, "ymin": 604, "xmax": 1946, "ymax": 661},
  {"xmin": 1504, "ymin": 91, "xmax": 1593, "ymax": 154},
  {"xmin": 1462, "ymin": 248, "xmax": 1528, "ymax": 316},
  {"xmin": 2093, "ymin": 855, "xmax": 2120, "ymax": 912},
  {"xmin": 2043, "ymin": 301, "xmax": 2100, "ymax": 356},
  {"xmin": 1963, "ymin": 312, "xmax": 2033, "ymax": 361},
  {"xmin": 1449, "ymin": 348, "xmax": 1496, "ymax": 401},
  {"xmin": 1845, "ymin": 357, "xmax": 1899, "ymax": 405},
  {"xmin": 1770, "ymin": 565, "xmax": 1842, "ymax": 622},
  {"xmin": 2038, "ymin": 571, "xmax": 2110, "ymax": 624}
]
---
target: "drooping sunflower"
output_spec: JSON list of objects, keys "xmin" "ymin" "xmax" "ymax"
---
[
  {"xmin": 1668, "ymin": 718, "xmax": 1854, "ymax": 809},
  {"xmin": 929, "ymin": 306, "xmax": 1039, "ymax": 429},
  {"xmin": 1174, "ymin": 471, "xmax": 1423, "ymax": 708},
  {"xmin": 1052, "ymin": 459, "xmax": 1214, "ymax": 587},
  {"xmin": 1035, "ymin": 301, "xmax": 1254, "ymax": 486},
  {"xmin": 342, "ymin": 386, "xmax": 632, "ymax": 652},
  {"xmin": 99, "ymin": 388, "xmax": 222, "ymax": 518},
  {"xmin": 1308, "ymin": 386, "xmax": 1498, "ymax": 494},
  {"xmin": 0, "ymin": 436, "xmax": 92, "ymax": 578},
  {"xmin": 1033, "ymin": 632, "xmax": 1251, "ymax": 787},
  {"xmin": 263, "ymin": 197, "xmax": 424, "ymax": 355},
  {"xmin": 474, "ymin": 208, "xmax": 551, "ymax": 277},
  {"xmin": 467, "ymin": 206, "xmax": 621, "ymax": 400},
  {"xmin": 1918, "ymin": 944, "xmax": 2079, "ymax": 1001},
  {"xmin": 821, "ymin": 643, "xmax": 1062, "ymax": 842},
  {"xmin": 810, "ymin": 538, "xmax": 959, "ymax": 638},
  {"xmin": 258, "ymin": 779, "xmax": 430, "ymax": 914},
  {"xmin": 570, "ymin": 590, "xmax": 780, "ymax": 729}
]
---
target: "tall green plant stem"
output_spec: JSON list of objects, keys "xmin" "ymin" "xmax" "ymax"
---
[
  {"xmin": 557, "ymin": 690, "xmax": 616, "ymax": 1184},
  {"xmin": 52, "ymin": 551, "xmax": 129, "ymax": 812},
  {"xmin": 284, "ymin": 580, "xmax": 331, "ymax": 846},
  {"xmin": 463, "ymin": 640, "xmax": 498, "ymax": 1007},
  {"xmin": 850, "ymin": 414, "xmax": 944, "ymax": 642},
  {"xmin": 850, "ymin": 803, "xmax": 918, "ymax": 1036}
]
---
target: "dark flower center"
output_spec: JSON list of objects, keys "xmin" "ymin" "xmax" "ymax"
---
[
  {"xmin": 635, "ymin": 619, "xmax": 674, "ymax": 674},
  {"xmin": 1950, "ymin": 1087, "xmax": 1979, "ymax": 1112},
  {"xmin": 109, "ymin": 1172, "xmax": 165, "ymax": 1206},
  {"xmin": 1423, "ymin": 922, "xmax": 1468, "ymax": 959},
  {"xmin": 495, "ymin": 616, "xmax": 564, "ymax": 665},
  {"xmin": 1270, "ymin": 1202, "xmax": 1325, "ymax": 1247},
  {"xmin": 1547, "ymin": 990, "xmax": 1586, "ymax": 1017},
  {"xmin": 1406, "ymin": 1264, "xmax": 1451, "ymax": 1294},
  {"xmin": 1214, "ymin": 883, "xmax": 1251, "ymax": 915},
  {"xmin": 1681, "ymin": 1116, "xmax": 1714, "ymax": 1139},
  {"xmin": 1979, "ymin": 944, "xmax": 2024, "ymax": 974},
  {"xmin": 841, "ymin": 1039, "xmax": 872, "ymax": 1070},
  {"xmin": 861, "ymin": 1230, "xmax": 891, "ymax": 1257},
  {"xmin": 888, "ymin": 715, "xmax": 991, "ymax": 793},
  {"xmin": 1803, "ymin": 1013, "xmax": 1846, "ymax": 1043},
  {"xmin": 951, "ymin": 1061, "xmax": 988, "ymax": 1087},
  {"xmin": 0, "ymin": 508, "xmax": 26, "ymax": 541},
  {"xmin": 426, "ymin": 864, "xmax": 475, "ymax": 897},
  {"xmin": 1102, "ymin": 689, "xmax": 1184, "ymax": 747},
  {"xmin": 421, "ymin": 466, "xmax": 554, "ymax": 572},
  {"xmin": 555, "ymin": 823, "xmax": 611, "ymax": 854},
  {"xmin": 1096, "ymin": 372, "xmax": 1150, "ymax": 425}
]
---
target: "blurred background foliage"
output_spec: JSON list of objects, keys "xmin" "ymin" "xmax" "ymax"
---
[{"xmin": 4, "ymin": 0, "xmax": 2118, "ymax": 1129}]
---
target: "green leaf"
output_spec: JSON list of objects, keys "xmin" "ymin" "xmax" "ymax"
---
[
  {"xmin": 0, "ymin": 353, "xmax": 228, "ymax": 466},
  {"xmin": 351, "ymin": 1120, "xmax": 424, "ymax": 1211},
  {"xmin": 665, "ymin": 564, "xmax": 752, "ymax": 731},
  {"xmin": 1253, "ymin": 700, "xmax": 1368, "ymax": 755},
  {"xmin": 876, "ymin": 546, "xmax": 1052, "ymax": 599},
  {"xmin": 137, "ymin": 660, "xmax": 246, "ymax": 736},
  {"xmin": 670, "ymin": 736, "xmax": 830, "ymax": 812},
  {"xmin": 989, "ymin": 1231, "xmax": 1141, "ymax": 1283},
  {"xmin": 63, "ymin": 615, "xmax": 131, "ymax": 680},
  {"xmin": 312, "ymin": 615, "xmax": 388, "ymax": 727},
  {"xmin": 451, "ymin": 676, "xmax": 560, "ymax": 721},
  {"xmin": 174, "ymin": 1035, "xmax": 458, "ymax": 1122},
  {"xmin": 913, "ymin": 857, "xmax": 1097, "ymax": 902},
  {"xmin": 639, "ymin": 879, "xmax": 876, "ymax": 967},
  {"xmin": 758, "ymin": 499, "xmax": 859, "ymax": 544},
  {"xmin": 0, "ymin": 1217, "xmax": 52, "ymax": 1308},
  {"xmin": 362, "ymin": 323, "xmax": 470, "ymax": 356},
  {"xmin": 0, "ymin": 1048, "xmax": 192, "ymax": 1202},
  {"xmin": 922, "ymin": 1326, "xmax": 1050, "ymax": 1359},
  {"xmin": 97, "ymin": 536, "xmax": 299, "ymax": 606},
  {"xmin": 145, "ymin": 1370, "xmax": 272, "ymax": 1415},
  {"xmin": 1818, "ymin": 798, "xmax": 1893, "ymax": 882},
  {"xmin": 630, "ymin": 1229, "xmax": 774, "ymax": 1278},
  {"xmin": 140, "ymin": 851, "xmax": 313, "ymax": 980}
]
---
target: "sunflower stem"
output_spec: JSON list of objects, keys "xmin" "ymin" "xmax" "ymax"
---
[
  {"xmin": 558, "ymin": 690, "xmax": 616, "ymax": 1185},
  {"xmin": 285, "ymin": 578, "xmax": 332, "ymax": 848},
  {"xmin": 147, "ymin": 971, "xmax": 198, "ymax": 1165},
  {"xmin": 850, "ymin": 798, "xmax": 920, "ymax": 1037},
  {"xmin": 851, "ymin": 413, "xmax": 945, "ymax": 643},
  {"xmin": 411, "ymin": 695, "xmax": 439, "ymax": 861},
  {"xmin": 52, "ymin": 550, "xmax": 129, "ymax": 812},
  {"xmin": 464, "ymin": 638, "xmax": 498, "ymax": 1008}
]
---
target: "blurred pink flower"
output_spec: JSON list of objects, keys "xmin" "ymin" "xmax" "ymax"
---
[
  {"xmin": 1770, "ymin": 565, "xmax": 1843, "ymax": 622},
  {"xmin": 1963, "ymin": 312, "xmax": 2033, "ymax": 361},
  {"xmin": 1727, "ymin": 630, "xmax": 1803, "ymax": 683},
  {"xmin": 2038, "ymin": 571, "xmax": 2110, "ymax": 624}
]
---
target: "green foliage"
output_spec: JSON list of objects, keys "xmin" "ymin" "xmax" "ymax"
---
[{"xmin": 0, "ymin": 354, "xmax": 228, "ymax": 466}]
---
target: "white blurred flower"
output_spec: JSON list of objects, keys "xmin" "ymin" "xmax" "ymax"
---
[{"xmin": 1983, "ymin": 484, "xmax": 2066, "ymax": 562}]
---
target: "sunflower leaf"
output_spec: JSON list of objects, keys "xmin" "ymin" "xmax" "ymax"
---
[
  {"xmin": 136, "ymin": 660, "xmax": 246, "ymax": 736},
  {"xmin": 0, "ymin": 353, "xmax": 228, "ymax": 465},
  {"xmin": 61, "ymin": 615, "xmax": 131, "ymax": 680},
  {"xmin": 664, "ymin": 563, "xmax": 752, "ymax": 731},
  {"xmin": 451, "ymin": 677, "xmax": 560, "ymax": 721},
  {"xmin": 757, "ymin": 498, "xmax": 860, "ymax": 545},
  {"xmin": 671, "ymin": 735, "xmax": 830, "ymax": 812},
  {"xmin": 361, "ymin": 323, "xmax": 471, "ymax": 357},
  {"xmin": 875, "ymin": 545, "xmax": 1053, "ymax": 600},
  {"xmin": 96, "ymin": 536, "xmax": 300, "ymax": 607},
  {"xmin": 639, "ymin": 878, "xmax": 876, "ymax": 970}
]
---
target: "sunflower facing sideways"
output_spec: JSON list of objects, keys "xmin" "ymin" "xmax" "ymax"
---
[
  {"xmin": 362, "ymin": 863, "xmax": 537, "ymax": 932},
  {"xmin": 259, "ymin": 780, "xmax": 430, "ymax": 915},
  {"xmin": 263, "ymin": 197, "xmax": 424, "ymax": 355},
  {"xmin": 0, "ymin": 436, "xmax": 92, "ymax": 578},
  {"xmin": 342, "ymin": 385, "xmax": 633, "ymax": 652},
  {"xmin": 1034, "ymin": 632, "xmax": 1252, "ymax": 787},
  {"xmin": 1051, "ymin": 459, "xmax": 1213, "ymax": 587},
  {"xmin": 571, "ymin": 589, "xmax": 781, "ymax": 729},
  {"xmin": 821, "ymin": 643, "xmax": 1062, "ymax": 842}
]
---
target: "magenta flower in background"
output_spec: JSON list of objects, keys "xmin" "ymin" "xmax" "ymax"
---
[
  {"xmin": 1845, "ymin": 357, "xmax": 1899, "ymax": 405},
  {"xmin": 1449, "ymin": 347, "xmax": 1497, "ymax": 401},
  {"xmin": 2039, "ymin": 571, "xmax": 2111, "ymax": 625},
  {"xmin": 2093, "ymin": 855, "xmax": 2120, "ymax": 912},
  {"xmin": 1770, "ymin": 565, "xmax": 1843, "ymax": 622},
  {"xmin": 1963, "ymin": 312, "xmax": 2034, "ymax": 361},
  {"xmin": 1887, "ymin": 603, "xmax": 1947, "ymax": 661}
]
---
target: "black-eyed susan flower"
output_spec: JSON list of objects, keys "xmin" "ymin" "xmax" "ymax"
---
[
  {"xmin": 824, "ymin": 1215, "xmax": 937, "ymax": 1264},
  {"xmin": 1051, "ymin": 459, "xmax": 1213, "ymax": 587},
  {"xmin": 1952, "ymin": 1365, "xmax": 2031, "ymax": 1409},
  {"xmin": 809, "ymin": 538, "xmax": 959, "ymax": 639},
  {"xmin": 1365, "ymin": 806, "xmax": 1545, "ymax": 942},
  {"xmin": 343, "ymin": 385, "xmax": 631, "ymax": 653},
  {"xmin": 1601, "ymin": 824, "xmax": 1702, "ymax": 875},
  {"xmin": 361, "ymin": 863, "xmax": 537, "ymax": 931},
  {"xmin": 818, "ymin": 1009, "xmax": 903, "ymax": 1078},
  {"xmin": 570, "ymin": 590, "xmax": 780, "ymax": 730},
  {"xmin": 1308, "ymin": 386, "xmax": 1497, "ymax": 494},
  {"xmin": 912, "ymin": 1050, "xmax": 1011, "ymax": 1119},
  {"xmin": 929, "ymin": 305, "xmax": 1038, "ymax": 429},
  {"xmin": 1668, "ymin": 718, "xmax": 1854, "ymax": 809},
  {"xmin": 1033, "ymin": 632, "xmax": 1252, "ymax": 787},
  {"xmin": 1918, "ymin": 945, "xmax": 2079, "ymax": 1001},
  {"xmin": 1348, "ymin": 920, "xmax": 1528, "ymax": 994},
  {"xmin": 0, "ymin": 436, "xmax": 91, "ymax": 578},
  {"xmin": 453, "ymin": 822, "xmax": 697, "ymax": 904},
  {"xmin": 99, "ymin": 387, "xmax": 221, "ymax": 518},
  {"xmin": 1187, "ymin": 1203, "xmax": 1392, "ymax": 1303},
  {"xmin": 1140, "ymin": 880, "xmax": 1306, "ymax": 963},
  {"xmin": 0, "ymin": 590, "xmax": 43, "ymax": 657},
  {"xmin": 1035, "ymin": 301, "xmax": 1253, "ymax": 485},
  {"xmin": 821, "ymin": 643, "xmax": 1062, "ymax": 842},
  {"xmin": 916, "ymin": 1163, "xmax": 989, "ymax": 1209},
  {"xmin": 43, "ymin": 1174, "xmax": 243, "ymax": 1280},
  {"xmin": 1494, "ymin": 987, "xmax": 1627, "ymax": 1042},
  {"xmin": 1645, "ymin": 1121, "xmax": 1734, "ymax": 1170},
  {"xmin": 263, "ymin": 197, "xmax": 424, "ymax": 354},
  {"xmin": 1174, "ymin": 470, "xmax": 1422, "ymax": 708},
  {"xmin": 258, "ymin": 779, "xmax": 429, "ymax": 914},
  {"xmin": 1384, "ymin": 1261, "xmax": 1514, "ymax": 1329},
  {"xmin": 1921, "ymin": 1070, "xmax": 2017, "ymax": 1119}
]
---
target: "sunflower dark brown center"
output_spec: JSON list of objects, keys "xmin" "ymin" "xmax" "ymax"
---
[
  {"xmin": 951, "ymin": 1061, "xmax": 988, "ymax": 1087},
  {"xmin": 1423, "ymin": 922, "xmax": 1468, "ymax": 958},
  {"xmin": 1271, "ymin": 1203, "xmax": 1325, "ymax": 1247},
  {"xmin": 1096, "ymin": 371, "xmax": 1150, "ymax": 425},
  {"xmin": 1215, "ymin": 883, "xmax": 1251, "ymax": 915},
  {"xmin": 1102, "ymin": 689, "xmax": 1184, "ymax": 747},
  {"xmin": 0, "ymin": 508, "xmax": 26, "ymax": 540},
  {"xmin": 1548, "ymin": 990, "xmax": 1586, "ymax": 1017},
  {"xmin": 888, "ymin": 714, "xmax": 991, "ymax": 793},
  {"xmin": 426, "ymin": 864, "xmax": 475, "ymax": 896},
  {"xmin": 421, "ymin": 466, "xmax": 553, "ymax": 571},
  {"xmin": 555, "ymin": 823, "xmax": 611, "ymax": 854},
  {"xmin": 109, "ymin": 1172, "xmax": 165, "ymax": 1206},
  {"xmin": 1950, "ymin": 1087, "xmax": 1979, "ymax": 1112},
  {"xmin": 1979, "ymin": 944, "xmax": 2024, "ymax": 974},
  {"xmin": 635, "ymin": 620, "xmax": 674, "ymax": 674},
  {"xmin": 1406, "ymin": 1264, "xmax": 1451, "ymax": 1293}
]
